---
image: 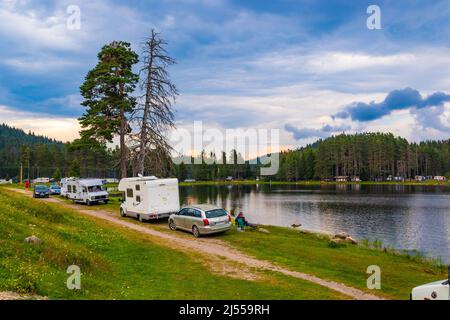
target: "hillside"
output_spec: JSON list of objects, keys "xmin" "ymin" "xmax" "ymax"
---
[
  {"xmin": 0, "ymin": 187, "xmax": 347, "ymax": 300},
  {"xmin": 0, "ymin": 123, "xmax": 116, "ymax": 180},
  {"xmin": 0, "ymin": 123, "xmax": 63, "ymax": 147},
  {"xmin": 0, "ymin": 124, "xmax": 64, "ymax": 179}
]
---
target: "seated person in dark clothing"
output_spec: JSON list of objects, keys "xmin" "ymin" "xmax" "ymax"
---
[{"xmin": 235, "ymin": 212, "xmax": 257, "ymax": 230}]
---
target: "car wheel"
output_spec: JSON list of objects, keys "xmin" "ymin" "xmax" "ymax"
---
[
  {"xmin": 104, "ymin": 200, "xmax": 109, "ymax": 204},
  {"xmin": 120, "ymin": 208, "xmax": 126, "ymax": 217},
  {"xmin": 169, "ymin": 219, "xmax": 177, "ymax": 231},
  {"xmin": 192, "ymin": 225, "xmax": 200, "ymax": 238}
]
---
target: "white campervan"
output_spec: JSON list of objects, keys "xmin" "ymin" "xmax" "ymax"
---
[
  {"xmin": 60, "ymin": 177, "xmax": 76, "ymax": 197},
  {"xmin": 118, "ymin": 176, "xmax": 180, "ymax": 221},
  {"xmin": 65, "ymin": 178, "xmax": 109, "ymax": 205}
]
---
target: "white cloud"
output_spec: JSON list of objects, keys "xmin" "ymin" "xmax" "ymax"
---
[
  {"xmin": 0, "ymin": 7, "xmax": 80, "ymax": 51},
  {"xmin": 3, "ymin": 56, "xmax": 79, "ymax": 71}
]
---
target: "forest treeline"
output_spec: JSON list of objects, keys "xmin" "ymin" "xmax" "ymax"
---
[
  {"xmin": 278, "ymin": 132, "xmax": 450, "ymax": 181},
  {"xmin": 0, "ymin": 123, "xmax": 118, "ymax": 180},
  {"xmin": 1, "ymin": 123, "xmax": 448, "ymax": 182}
]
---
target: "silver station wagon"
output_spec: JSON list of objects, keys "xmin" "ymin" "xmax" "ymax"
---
[{"xmin": 168, "ymin": 204, "xmax": 232, "ymax": 237}]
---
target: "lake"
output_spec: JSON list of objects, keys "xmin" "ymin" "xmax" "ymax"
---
[{"xmin": 179, "ymin": 184, "xmax": 450, "ymax": 262}]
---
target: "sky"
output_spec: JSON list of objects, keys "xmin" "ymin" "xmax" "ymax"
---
[{"xmin": 1, "ymin": 0, "xmax": 450, "ymax": 153}]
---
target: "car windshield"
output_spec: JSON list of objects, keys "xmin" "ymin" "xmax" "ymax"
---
[
  {"xmin": 51, "ymin": 185, "xmax": 59, "ymax": 189},
  {"xmin": 205, "ymin": 209, "xmax": 228, "ymax": 218},
  {"xmin": 88, "ymin": 185, "xmax": 103, "ymax": 192},
  {"xmin": 35, "ymin": 186, "xmax": 47, "ymax": 191}
]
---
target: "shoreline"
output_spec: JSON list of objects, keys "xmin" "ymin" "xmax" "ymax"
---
[
  {"xmin": 179, "ymin": 180, "xmax": 450, "ymax": 187},
  {"xmin": 2, "ymin": 185, "xmax": 448, "ymax": 299}
]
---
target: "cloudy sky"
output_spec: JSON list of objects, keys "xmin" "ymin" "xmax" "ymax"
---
[{"xmin": 1, "ymin": 0, "xmax": 450, "ymax": 152}]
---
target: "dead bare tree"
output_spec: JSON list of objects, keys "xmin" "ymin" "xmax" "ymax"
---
[{"xmin": 130, "ymin": 29, "xmax": 178, "ymax": 176}]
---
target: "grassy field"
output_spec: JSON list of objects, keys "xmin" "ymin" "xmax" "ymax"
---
[
  {"xmin": 1, "ymin": 185, "xmax": 447, "ymax": 300},
  {"xmin": 214, "ymin": 227, "xmax": 447, "ymax": 300},
  {"xmin": 62, "ymin": 193, "xmax": 448, "ymax": 300},
  {"xmin": 0, "ymin": 188, "xmax": 348, "ymax": 300}
]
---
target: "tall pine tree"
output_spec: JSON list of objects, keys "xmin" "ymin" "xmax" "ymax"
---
[{"xmin": 79, "ymin": 41, "xmax": 139, "ymax": 178}]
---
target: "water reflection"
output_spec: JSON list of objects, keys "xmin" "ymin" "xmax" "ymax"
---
[{"xmin": 179, "ymin": 184, "xmax": 450, "ymax": 262}]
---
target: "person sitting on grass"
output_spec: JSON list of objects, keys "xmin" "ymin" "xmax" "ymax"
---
[{"xmin": 235, "ymin": 212, "xmax": 257, "ymax": 231}]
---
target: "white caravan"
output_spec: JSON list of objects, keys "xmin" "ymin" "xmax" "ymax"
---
[
  {"xmin": 65, "ymin": 178, "xmax": 109, "ymax": 205},
  {"xmin": 118, "ymin": 176, "xmax": 180, "ymax": 221},
  {"xmin": 60, "ymin": 177, "xmax": 76, "ymax": 197}
]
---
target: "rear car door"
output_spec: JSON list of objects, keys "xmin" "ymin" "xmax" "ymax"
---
[{"xmin": 191, "ymin": 209, "xmax": 203, "ymax": 229}]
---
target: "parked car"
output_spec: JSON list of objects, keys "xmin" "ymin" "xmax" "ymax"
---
[
  {"xmin": 168, "ymin": 204, "xmax": 231, "ymax": 237},
  {"xmin": 65, "ymin": 178, "xmax": 109, "ymax": 205},
  {"xmin": 118, "ymin": 176, "xmax": 179, "ymax": 221},
  {"xmin": 33, "ymin": 185, "xmax": 50, "ymax": 198},
  {"xmin": 49, "ymin": 184, "xmax": 61, "ymax": 195}
]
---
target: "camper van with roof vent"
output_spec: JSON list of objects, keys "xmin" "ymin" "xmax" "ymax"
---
[
  {"xmin": 118, "ymin": 176, "xmax": 180, "ymax": 222},
  {"xmin": 64, "ymin": 178, "xmax": 109, "ymax": 206}
]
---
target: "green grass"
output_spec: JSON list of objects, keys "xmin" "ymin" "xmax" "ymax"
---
[
  {"xmin": 0, "ymin": 188, "xmax": 347, "ymax": 300},
  {"xmin": 3, "ymin": 186, "xmax": 447, "ymax": 300},
  {"xmin": 63, "ymin": 194, "xmax": 448, "ymax": 300},
  {"xmin": 213, "ymin": 226, "xmax": 448, "ymax": 300},
  {"xmin": 38, "ymin": 186, "xmax": 448, "ymax": 300}
]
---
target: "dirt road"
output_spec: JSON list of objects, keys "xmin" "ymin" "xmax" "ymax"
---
[{"xmin": 9, "ymin": 188, "xmax": 383, "ymax": 300}]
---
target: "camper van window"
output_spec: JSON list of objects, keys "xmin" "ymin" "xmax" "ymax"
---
[
  {"xmin": 135, "ymin": 184, "xmax": 140, "ymax": 191},
  {"xmin": 136, "ymin": 195, "xmax": 141, "ymax": 202},
  {"xmin": 67, "ymin": 185, "xmax": 72, "ymax": 193},
  {"xmin": 126, "ymin": 188, "xmax": 133, "ymax": 198},
  {"xmin": 88, "ymin": 185, "xmax": 102, "ymax": 192},
  {"xmin": 73, "ymin": 186, "xmax": 77, "ymax": 193}
]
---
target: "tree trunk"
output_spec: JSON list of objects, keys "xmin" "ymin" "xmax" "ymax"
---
[
  {"xmin": 120, "ymin": 109, "xmax": 127, "ymax": 179},
  {"xmin": 138, "ymin": 42, "xmax": 154, "ymax": 176}
]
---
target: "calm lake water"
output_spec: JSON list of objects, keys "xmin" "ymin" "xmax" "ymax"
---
[{"xmin": 179, "ymin": 184, "xmax": 450, "ymax": 262}]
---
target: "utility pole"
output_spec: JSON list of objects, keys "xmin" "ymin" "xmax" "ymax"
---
[{"xmin": 20, "ymin": 163, "xmax": 23, "ymax": 184}]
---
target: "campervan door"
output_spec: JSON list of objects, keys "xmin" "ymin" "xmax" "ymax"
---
[
  {"xmin": 146, "ymin": 178, "xmax": 180, "ymax": 215},
  {"xmin": 131, "ymin": 181, "xmax": 146, "ymax": 215}
]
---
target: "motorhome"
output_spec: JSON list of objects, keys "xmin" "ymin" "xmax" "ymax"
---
[
  {"xmin": 64, "ymin": 178, "xmax": 109, "ymax": 205},
  {"xmin": 118, "ymin": 176, "xmax": 180, "ymax": 221},
  {"xmin": 60, "ymin": 177, "xmax": 76, "ymax": 197},
  {"xmin": 34, "ymin": 177, "xmax": 50, "ymax": 183}
]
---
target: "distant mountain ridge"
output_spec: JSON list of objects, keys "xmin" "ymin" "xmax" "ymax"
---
[
  {"xmin": 0, "ymin": 123, "xmax": 65, "ymax": 179},
  {"xmin": 0, "ymin": 123, "xmax": 63, "ymax": 148}
]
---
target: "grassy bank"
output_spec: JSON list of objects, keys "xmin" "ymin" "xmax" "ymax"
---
[
  {"xmin": 0, "ymin": 188, "xmax": 347, "ymax": 300},
  {"xmin": 63, "ymin": 193, "xmax": 448, "ymax": 300},
  {"xmin": 2, "ymin": 187, "xmax": 447, "ymax": 300},
  {"xmin": 179, "ymin": 180, "xmax": 450, "ymax": 187},
  {"xmin": 215, "ymin": 226, "xmax": 447, "ymax": 300}
]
